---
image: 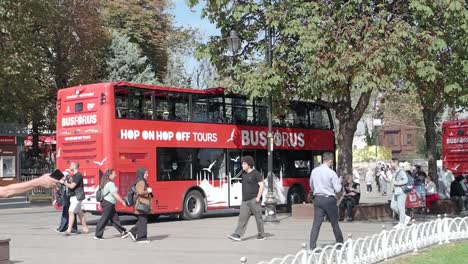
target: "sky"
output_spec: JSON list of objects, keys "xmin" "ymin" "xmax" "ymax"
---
[
  {"xmin": 169, "ymin": 0, "xmax": 219, "ymax": 73},
  {"xmin": 170, "ymin": 0, "xmax": 219, "ymax": 41}
]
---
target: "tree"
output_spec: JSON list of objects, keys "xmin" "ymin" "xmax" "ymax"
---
[
  {"xmin": 105, "ymin": 30, "xmax": 158, "ymax": 84},
  {"xmin": 191, "ymin": 0, "xmax": 408, "ymax": 176},
  {"xmin": 0, "ymin": 0, "xmax": 109, "ymax": 155},
  {"xmin": 396, "ymin": 1, "xmax": 468, "ymax": 181},
  {"xmin": 102, "ymin": 0, "xmax": 171, "ymax": 82}
]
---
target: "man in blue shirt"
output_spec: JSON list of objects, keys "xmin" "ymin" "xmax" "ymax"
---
[{"xmin": 309, "ymin": 152, "xmax": 343, "ymax": 250}]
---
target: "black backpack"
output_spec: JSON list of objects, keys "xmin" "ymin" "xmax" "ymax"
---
[
  {"xmin": 96, "ymin": 182, "xmax": 110, "ymax": 202},
  {"xmin": 124, "ymin": 184, "xmax": 137, "ymax": 206}
]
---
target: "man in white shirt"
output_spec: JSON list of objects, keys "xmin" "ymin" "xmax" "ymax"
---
[
  {"xmin": 309, "ymin": 152, "xmax": 343, "ymax": 250},
  {"xmin": 390, "ymin": 158, "xmax": 411, "ymax": 228}
]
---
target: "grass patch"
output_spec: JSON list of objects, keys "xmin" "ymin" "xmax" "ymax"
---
[{"xmin": 387, "ymin": 242, "xmax": 468, "ymax": 264}]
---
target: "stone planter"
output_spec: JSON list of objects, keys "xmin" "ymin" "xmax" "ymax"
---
[{"xmin": 0, "ymin": 238, "xmax": 10, "ymax": 262}]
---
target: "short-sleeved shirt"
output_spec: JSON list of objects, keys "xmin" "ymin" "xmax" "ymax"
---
[
  {"xmin": 68, "ymin": 172, "xmax": 83, "ymax": 197},
  {"xmin": 103, "ymin": 181, "xmax": 118, "ymax": 204},
  {"xmin": 242, "ymin": 169, "xmax": 264, "ymax": 201}
]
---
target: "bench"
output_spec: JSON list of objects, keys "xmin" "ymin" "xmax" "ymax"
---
[
  {"xmin": 429, "ymin": 199, "xmax": 460, "ymax": 215},
  {"xmin": 0, "ymin": 238, "xmax": 10, "ymax": 263},
  {"xmin": 292, "ymin": 203, "xmax": 392, "ymax": 220}
]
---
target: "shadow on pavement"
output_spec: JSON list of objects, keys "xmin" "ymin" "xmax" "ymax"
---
[
  {"xmin": 147, "ymin": 234, "xmax": 169, "ymax": 241},
  {"xmin": 242, "ymin": 233, "xmax": 275, "ymax": 241}
]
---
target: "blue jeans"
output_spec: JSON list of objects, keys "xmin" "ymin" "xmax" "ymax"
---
[{"xmin": 58, "ymin": 202, "xmax": 77, "ymax": 232}]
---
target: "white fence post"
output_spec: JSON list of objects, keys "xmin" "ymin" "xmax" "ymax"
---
[
  {"xmin": 346, "ymin": 234, "xmax": 353, "ymax": 264},
  {"xmin": 301, "ymin": 243, "xmax": 308, "ymax": 264},
  {"xmin": 382, "ymin": 225, "xmax": 388, "ymax": 262},
  {"xmin": 437, "ymin": 214, "xmax": 443, "ymax": 245},
  {"xmin": 444, "ymin": 214, "xmax": 450, "ymax": 243},
  {"xmin": 255, "ymin": 217, "xmax": 468, "ymax": 264},
  {"xmin": 411, "ymin": 220, "xmax": 418, "ymax": 252}
]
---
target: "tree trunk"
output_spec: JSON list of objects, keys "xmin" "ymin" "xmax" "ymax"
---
[
  {"xmin": 32, "ymin": 120, "xmax": 40, "ymax": 157},
  {"xmin": 336, "ymin": 122, "xmax": 356, "ymax": 177},
  {"xmin": 422, "ymin": 108, "xmax": 438, "ymax": 185}
]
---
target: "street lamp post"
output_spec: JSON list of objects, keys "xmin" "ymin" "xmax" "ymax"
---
[
  {"xmin": 226, "ymin": 28, "xmax": 278, "ymax": 222},
  {"xmin": 373, "ymin": 118, "xmax": 382, "ymax": 161}
]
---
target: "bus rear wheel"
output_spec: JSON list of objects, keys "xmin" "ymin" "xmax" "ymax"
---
[{"xmin": 181, "ymin": 190, "xmax": 205, "ymax": 220}]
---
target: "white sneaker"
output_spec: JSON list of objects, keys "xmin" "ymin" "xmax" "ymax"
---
[
  {"xmin": 404, "ymin": 215, "xmax": 411, "ymax": 226},
  {"xmin": 393, "ymin": 224, "xmax": 402, "ymax": 229}
]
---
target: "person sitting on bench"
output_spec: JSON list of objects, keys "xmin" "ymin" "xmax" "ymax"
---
[{"xmin": 339, "ymin": 174, "xmax": 360, "ymax": 221}]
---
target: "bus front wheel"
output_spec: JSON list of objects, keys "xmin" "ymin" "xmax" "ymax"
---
[{"xmin": 181, "ymin": 190, "xmax": 205, "ymax": 220}]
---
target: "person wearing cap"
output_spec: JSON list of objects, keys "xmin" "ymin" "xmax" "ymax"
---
[
  {"xmin": 54, "ymin": 169, "xmax": 78, "ymax": 234},
  {"xmin": 227, "ymin": 155, "xmax": 266, "ymax": 241}
]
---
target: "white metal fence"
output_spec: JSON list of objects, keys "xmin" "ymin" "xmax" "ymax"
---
[{"xmin": 248, "ymin": 215, "xmax": 468, "ymax": 264}]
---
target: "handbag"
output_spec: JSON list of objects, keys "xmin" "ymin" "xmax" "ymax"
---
[
  {"xmin": 405, "ymin": 190, "xmax": 420, "ymax": 208},
  {"xmin": 74, "ymin": 187, "xmax": 86, "ymax": 201},
  {"xmin": 136, "ymin": 202, "xmax": 151, "ymax": 214}
]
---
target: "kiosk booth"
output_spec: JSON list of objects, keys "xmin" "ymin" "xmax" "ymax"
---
[{"xmin": 0, "ymin": 124, "xmax": 27, "ymax": 187}]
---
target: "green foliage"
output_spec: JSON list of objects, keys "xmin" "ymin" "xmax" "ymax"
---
[
  {"xmin": 105, "ymin": 30, "xmax": 158, "ymax": 84},
  {"xmin": 0, "ymin": 0, "xmax": 108, "ymax": 131},
  {"xmin": 400, "ymin": 0, "xmax": 467, "ymax": 110},
  {"xmin": 191, "ymin": 0, "xmax": 412, "ymax": 175},
  {"xmin": 102, "ymin": 0, "xmax": 170, "ymax": 81},
  {"xmin": 353, "ymin": 146, "xmax": 392, "ymax": 163}
]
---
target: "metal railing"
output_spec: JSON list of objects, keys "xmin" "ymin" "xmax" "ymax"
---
[{"xmin": 248, "ymin": 215, "xmax": 468, "ymax": 264}]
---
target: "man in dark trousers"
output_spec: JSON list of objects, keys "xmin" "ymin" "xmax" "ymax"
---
[
  {"xmin": 228, "ymin": 156, "xmax": 266, "ymax": 241},
  {"xmin": 55, "ymin": 169, "xmax": 78, "ymax": 234},
  {"xmin": 309, "ymin": 152, "xmax": 343, "ymax": 251}
]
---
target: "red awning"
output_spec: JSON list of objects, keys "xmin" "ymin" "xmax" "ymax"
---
[{"xmin": 24, "ymin": 135, "xmax": 56, "ymax": 146}]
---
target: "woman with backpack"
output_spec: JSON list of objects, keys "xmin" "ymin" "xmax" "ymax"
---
[
  {"xmin": 128, "ymin": 167, "xmax": 153, "ymax": 243},
  {"xmin": 94, "ymin": 169, "xmax": 128, "ymax": 240}
]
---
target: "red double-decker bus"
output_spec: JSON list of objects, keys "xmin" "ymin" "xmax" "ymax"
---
[
  {"xmin": 56, "ymin": 82, "xmax": 335, "ymax": 219},
  {"xmin": 442, "ymin": 119, "xmax": 468, "ymax": 175}
]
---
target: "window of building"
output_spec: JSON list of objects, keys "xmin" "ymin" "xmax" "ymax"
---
[
  {"xmin": 407, "ymin": 133, "xmax": 413, "ymax": 145},
  {"xmin": 388, "ymin": 134, "xmax": 395, "ymax": 145},
  {"xmin": 1, "ymin": 156, "xmax": 15, "ymax": 178}
]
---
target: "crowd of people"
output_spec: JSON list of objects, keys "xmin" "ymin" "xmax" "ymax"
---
[
  {"xmin": 53, "ymin": 162, "xmax": 153, "ymax": 243},
  {"xmin": 2, "ymin": 153, "xmax": 467, "ymax": 252}
]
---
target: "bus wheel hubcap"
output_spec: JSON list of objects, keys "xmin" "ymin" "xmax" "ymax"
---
[{"xmin": 187, "ymin": 196, "xmax": 200, "ymax": 214}]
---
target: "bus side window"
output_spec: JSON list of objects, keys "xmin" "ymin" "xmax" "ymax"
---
[{"xmin": 309, "ymin": 104, "xmax": 331, "ymax": 129}]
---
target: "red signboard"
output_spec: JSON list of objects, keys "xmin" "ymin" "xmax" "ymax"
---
[
  {"xmin": 442, "ymin": 120, "xmax": 468, "ymax": 175},
  {"xmin": 0, "ymin": 136, "xmax": 16, "ymax": 145}
]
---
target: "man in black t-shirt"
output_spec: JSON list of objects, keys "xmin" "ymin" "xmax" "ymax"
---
[
  {"xmin": 63, "ymin": 161, "xmax": 89, "ymax": 235},
  {"xmin": 228, "ymin": 156, "xmax": 266, "ymax": 241}
]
